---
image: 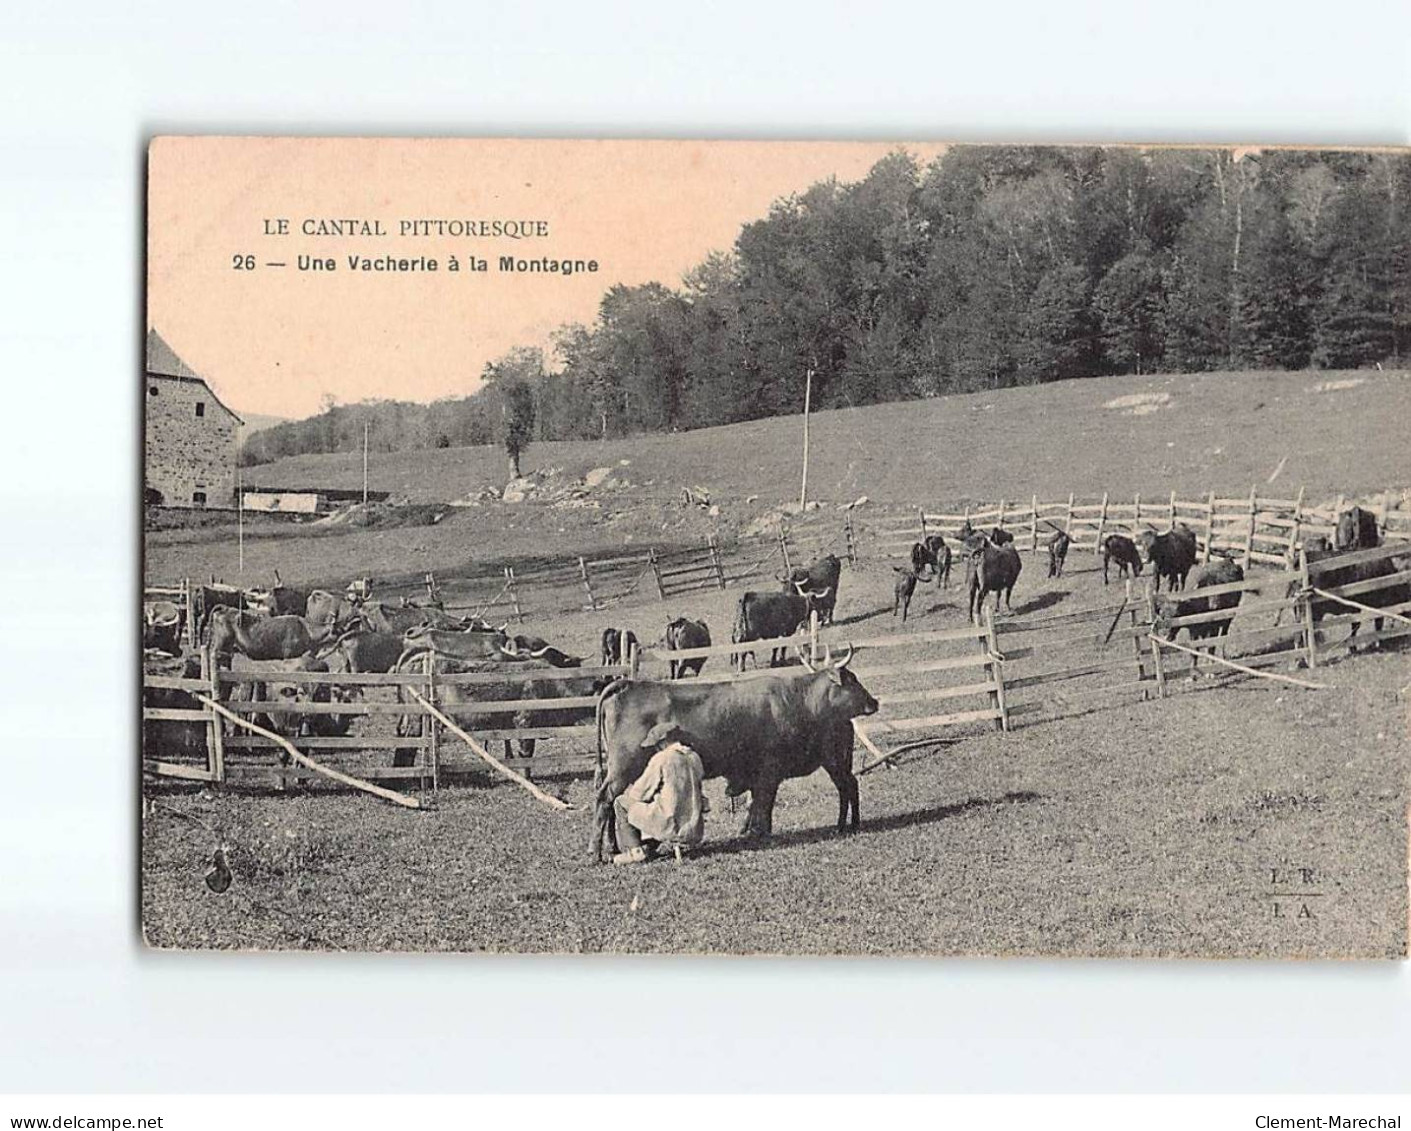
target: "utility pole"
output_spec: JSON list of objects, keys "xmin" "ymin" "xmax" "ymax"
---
[
  {"xmin": 362, "ymin": 421, "xmax": 369, "ymax": 505},
  {"xmin": 799, "ymin": 367, "xmax": 813, "ymax": 511},
  {"xmin": 236, "ymin": 462, "xmax": 244, "ymax": 576}
]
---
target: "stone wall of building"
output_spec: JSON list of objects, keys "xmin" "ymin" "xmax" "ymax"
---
[{"xmin": 144, "ymin": 375, "xmax": 238, "ymax": 507}]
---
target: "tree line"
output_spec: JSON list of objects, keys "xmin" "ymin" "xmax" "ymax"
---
[{"xmin": 241, "ymin": 145, "xmax": 1411, "ymax": 468}]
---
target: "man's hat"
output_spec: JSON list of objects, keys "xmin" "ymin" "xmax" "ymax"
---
[{"xmin": 641, "ymin": 721, "xmax": 688, "ymax": 749}]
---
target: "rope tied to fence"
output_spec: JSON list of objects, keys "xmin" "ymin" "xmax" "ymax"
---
[
  {"xmin": 1304, "ymin": 587, "xmax": 1411, "ymax": 628},
  {"xmin": 1145, "ymin": 635, "xmax": 1326, "ymax": 690}
]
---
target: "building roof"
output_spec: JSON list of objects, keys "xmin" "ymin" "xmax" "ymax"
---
[{"xmin": 145, "ymin": 329, "xmax": 243, "ymax": 424}]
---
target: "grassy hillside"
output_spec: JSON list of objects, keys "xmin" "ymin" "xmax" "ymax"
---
[{"xmin": 244, "ymin": 369, "xmax": 1411, "ymax": 507}]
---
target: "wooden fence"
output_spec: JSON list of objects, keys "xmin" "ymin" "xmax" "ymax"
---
[{"xmin": 866, "ymin": 487, "xmax": 1410, "ymax": 571}]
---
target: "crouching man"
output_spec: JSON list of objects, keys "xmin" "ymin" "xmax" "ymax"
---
[{"xmin": 612, "ymin": 721, "xmax": 706, "ymax": 865}]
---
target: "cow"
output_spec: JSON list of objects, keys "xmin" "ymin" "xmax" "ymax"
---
[
  {"xmin": 253, "ymin": 655, "xmax": 354, "ymax": 739},
  {"xmin": 393, "ymin": 655, "xmax": 609, "ymax": 771},
  {"xmin": 600, "ymin": 627, "xmax": 639, "ymax": 667},
  {"xmin": 731, "ymin": 591, "xmax": 812, "ymax": 671},
  {"xmin": 397, "ymin": 624, "xmax": 514, "ymax": 667},
  {"xmin": 256, "ymin": 585, "xmax": 309, "ymax": 617},
  {"xmin": 1047, "ymin": 529, "xmax": 1071, "ymax": 579},
  {"xmin": 910, "ymin": 535, "xmax": 951, "ymax": 588},
  {"xmin": 142, "ymin": 655, "xmax": 207, "ymax": 763},
  {"xmin": 502, "ymin": 633, "xmax": 583, "ymax": 668},
  {"xmin": 359, "ymin": 600, "xmax": 468, "ymax": 636},
  {"xmin": 892, "ymin": 568, "xmax": 923, "ymax": 622},
  {"xmin": 1298, "ymin": 533, "xmax": 1411, "ymax": 653},
  {"xmin": 316, "ymin": 628, "xmax": 404, "ymax": 674},
  {"xmin": 194, "ymin": 583, "xmax": 255, "ymax": 639},
  {"xmin": 143, "ymin": 600, "xmax": 184, "ymax": 656},
  {"xmin": 590, "ymin": 644, "xmax": 878, "ymax": 861},
  {"xmin": 963, "ymin": 537, "xmax": 1022, "ymax": 623},
  {"xmin": 305, "ymin": 589, "xmax": 361, "ymax": 633},
  {"xmin": 1336, "ymin": 505, "xmax": 1380, "ymax": 551},
  {"xmin": 1156, "ymin": 559, "xmax": 1245, "ymax": 677},
  {"xmin": 989, "ymin": 527, "xmax": 1015, "ymax": 546},
  {"xmin": 778, "ymin": 553, "xmax": 842, "ymax": 625},
  {"xmin": 1137, "ymin": 525, "xmax": 1198, "ymax": 593},
  {"xmin": 664, "ymin": 617, "xmax": 711, "ymax": 678},
  {"xmin": 207, "ymin": 608, "xmax": 329, "ymax": 662},
  {"xmin": 1101, "ymin": 534, "xmax": 1144, "ymax": 585}
]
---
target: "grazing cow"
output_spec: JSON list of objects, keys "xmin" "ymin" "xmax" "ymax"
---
[
  {"xmin": 591, "ymin": 644, "xmax": 878, "ymax": 861},
  {"xmin": 892, "ymin": 567, "xmax": 923, "ymax": 622},
  {"xmin": 1336, "ymin": 505, "xmax": 1380, "ymax": 551},
  {"xmin": 394, "ymin": 655, "xmax": 610, "ymax": 770},
  {"xmin": 1047, "ymin": 529, "xmax": 1071, "ymax": 579},
  {"xmin": 143, "ymin": 600, "xmax": 184, "ymax": 655},
  {"xmin": 1157, "ymin": 559, "xmax": 1245, "ymax": 676},
  {"xmin": 963, "ymin": 539, "xmax": 1022, "ymax": 622},
  {"xmin": 731, "ymin": 591, "xmax": 812, "ymax": 671},
  {"xmin": 600, "ymin": 627, "xmax": 639, "ymax": 667},
  {"xmin": 989, "ymin": 527, "xmax": 1015, "ymax": 546},
  {"xmin": 1101, "ymin": 534, "xmax": 1144, "ymax": 585},
  {"xmin": 1137, "ymin": 525, "xmax": 1198, "ymax": 593},
  {"xmin": 664, "ymin": 617, "xmax": 711, "ymax": 678},
  {"xmin": 778, "ymin": 553, "xmax": 842, "ymax": 625},
  {"xmin": 207, "ymin": 608, "xmax": 329, "ymax": 662}
]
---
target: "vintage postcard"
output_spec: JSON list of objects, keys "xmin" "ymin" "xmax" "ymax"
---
[{"xmin": 142, "ymin": 137, "xmax": 1409, "ymax": 956}]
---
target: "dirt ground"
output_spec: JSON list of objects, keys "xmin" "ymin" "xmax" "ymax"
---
[{"xmin": 142, "ymin": 547, "xmax": 1411, "ymax": 958}]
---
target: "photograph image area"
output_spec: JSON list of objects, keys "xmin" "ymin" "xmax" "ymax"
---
[{"xmin": 141, "ymin": 138, "xmax": 1409, "ymax": 958}]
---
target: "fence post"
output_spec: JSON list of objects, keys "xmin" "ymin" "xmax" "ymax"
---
[
  {"xmin": 648, "ymin": 547, "xmax": 666, "ymax": 599},
  {"xmin": 1125, "ymin": 578, "xmax": 1147, "ymax": 698},
  {"xmin": 1244, "ymin": 484, "xmax": 1258, "ymax": 571},
  {"xmin": 1065, "ymin": 493, "xmax": 1075, "ymax": 535},
  {"xmin": 628, "ymin": 638, "xmax": 641, "ymax": 679},
  {"xmin": 1204, "ymin": 491, "xmax": 1216, "ymax": 562},
  {"xmin": 1168, "ymin": 490, "xmax": 1177, "ymax": 531},
  {"xmin": 1298, "ymin": 549, "xmax": 1318, "ymax": 669},
  {"xmin": 184, "ymin": 577, "xmax": 198, "ymax": 650},
  {"xmin": 777, "ymin": 522, "xmax": 792, "ymax": 574},
  {"xmin": 996, "ymin": 499, "xmax": 1006, "ymax": 532},
  {"xmin": 1029, "ymin": 494, "xmax": 1039, "ymax": 553},
  {"xmin": 1094, "ymin": 492, "xmax": 1109, "ymax": 558},
  {"xmin": 1285, "ymin": 486, "xmax": 1305, "ymax": 569},
  {"xmin": 844, "ymin": 512, "xmax": 857, "ymax": 566},
  {"xmin": 203, "ymin": 645, "xmax": 225, "ymax": 783},
  {"xmin": 809, "ymin": 610, "xmax": 820, "ymax": 664},
  {"xmin": 504, "ymin": 566, "xmax": 523, "ymax": 622},
  {"xmin": 707, "ymin": 534, "xmax": 726, "ymax": 589},
  {"xmin": 426, "ymin": 654, "xmax": 440, "ymax": 793},
  {"xmin": 577, "ymin": 556, "xmax": 597, "ymax": 612},
  {"xmin": 1144, "ymin": 583, "xmax": 1167, "ymax": 698},
  {"xmin": 424, "ymin": 571, "xmax": 439, "ymax": 604},
  {"xmin": 981, "ymin": 609, "xmax": 1009, "ymax": 732},
  {"xmin": 1134, "ymin": 492, "xmax": 1141, "ymax": 534},
  {"xmin": 918, "ymin": 507, "xmax": 928, "ymax": 540}
]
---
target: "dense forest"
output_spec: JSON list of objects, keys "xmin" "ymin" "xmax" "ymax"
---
[{"xmin": 241, "ymin": 145, "xmax": 1411, "ymax": 467}]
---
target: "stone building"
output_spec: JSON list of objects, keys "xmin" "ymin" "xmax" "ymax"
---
[{"xmin": 144, "ymin": 329, "xmax": 242, "ymax": 508}]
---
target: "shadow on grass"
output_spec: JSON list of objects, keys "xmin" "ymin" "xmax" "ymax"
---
[
  {"xmin": 1008, "ymin": 590, "xmax": 1069, "ymax": 616},
  {"xmin": 693, "ymin": 790, "xmax": 1044, "ymax": 860},
  {"xmin": 831, "ymin": 605, "xmax": 892, "ymax": 628}
]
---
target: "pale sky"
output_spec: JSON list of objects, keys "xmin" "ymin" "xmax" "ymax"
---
[{"xmin": 147, "ymin": 138, "xmax": 947, "ymax": 421}]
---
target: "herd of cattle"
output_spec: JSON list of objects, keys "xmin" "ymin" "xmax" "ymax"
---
[{"xmin": 144, "ymin": 503, "xmax": 1406, "ymax": 858}]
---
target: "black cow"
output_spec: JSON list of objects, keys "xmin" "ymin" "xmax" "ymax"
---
[
  {"xmin": 989, "ymin": 527, "xmax": 1015, "ymax": 546},
  {"xmin": 1047, "ymin": 529, "xmax": 1071, "ymax": 579},
  {"xmin": 1299, "ymin": 534, "xmax": 1411, "ymax": 653},
  {"xmin": 1157, "ymin": 559, "xmax": 1245, "ymax": 676},
  {"xmin": 1336, "ymin": 505, "xmax": 1380, "ymax": 551},
  {"xmin": 316, "ymin": 628, "xmax": 404, "ymax": 674},
  {"xmin": 1137, "ymin": 525, "xmax": 1198, "ymax": 593},
  {"xmin": 1101, "ymin": 534, "xmax": 1144, "ymax": 585},
  {"xmin": 600, "ymin": 628, "xmax": 639, "ymax": 667},
  {"xmin": 963, "ymin": 537, "xmax": 1022, "ymax": 622},
  {"xmin": 732, "ymin": 591, "xmax": 812, "ymax": 671},
  {"xmin": 664, "ymin": 617, "xmax": 711, "ymax": 678},
  {"xmin": 590, "ymin": 645, "xmax": 878, "ymax": 861},
  {"xmin": 910, "ymin": 535, "xmax": 951, "ymax": 588},
  {"xmin": 778, "ymin": 553, "xmax": 842, "ymax": 625}
]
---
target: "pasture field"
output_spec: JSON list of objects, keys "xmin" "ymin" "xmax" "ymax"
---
[
  {"xmin": 142, "ymin": 552, "xmax": 1411, "ymax": 957},
  {"xmin": 146, "ymin": 368, "xmax": 1411, "ymax": 590}
]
